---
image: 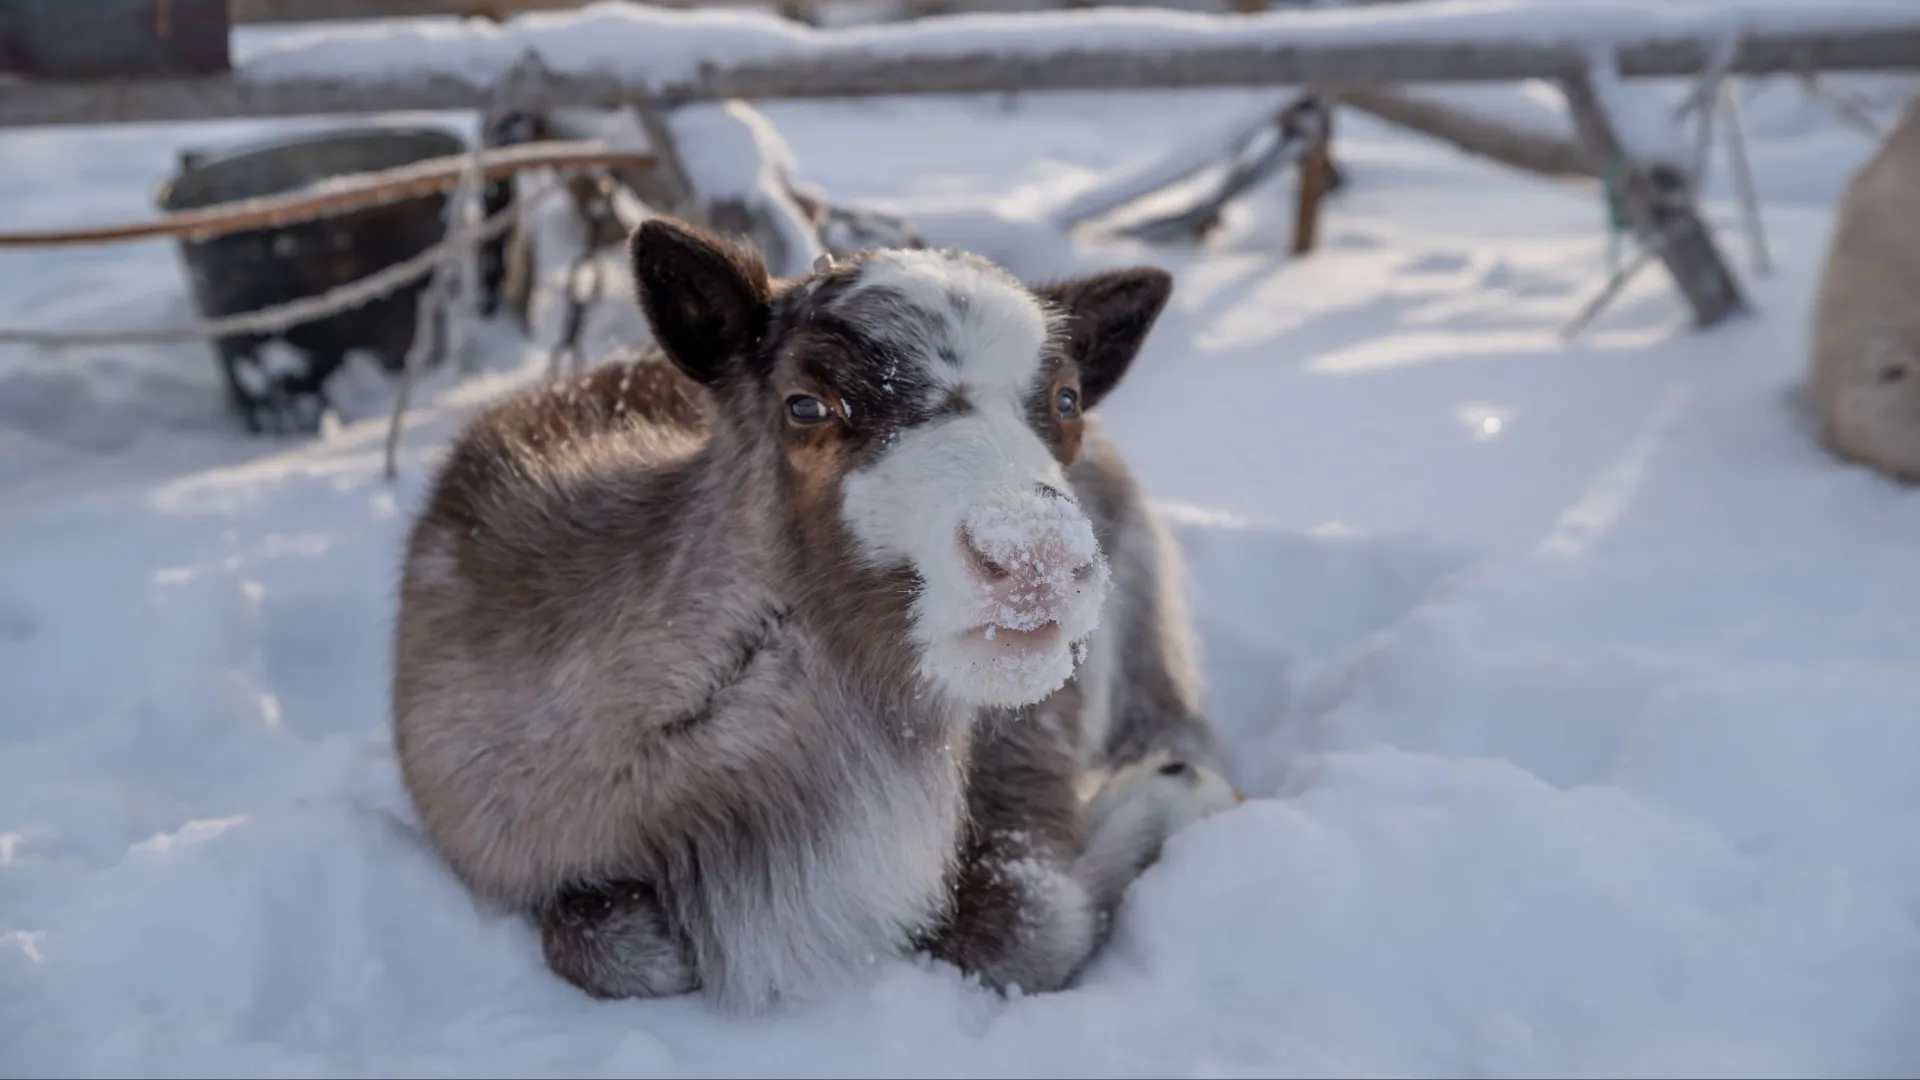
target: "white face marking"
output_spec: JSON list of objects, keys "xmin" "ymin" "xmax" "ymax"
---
[
  {"xmin": 835, "ymin": 251, "xmax": 1111, "ymax": 708},
  {"xmin": 841, "ymin": 249, "xmax": 1060, "ymax": 396}
]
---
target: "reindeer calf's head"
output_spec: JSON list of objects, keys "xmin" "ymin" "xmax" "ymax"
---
[
  {"xmin": 1827, "ymin": 326, "xmax": 1920, "ymax": 481},
  {"xmin": 630, "ymin": 218, "xmax": 1173, "ymax": 707}
]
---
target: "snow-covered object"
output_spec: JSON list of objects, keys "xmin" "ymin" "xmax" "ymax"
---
[
  {"xmin": 1049, "ymin": 99, "xmax": 1285, "ymax": 228},
  {"xmin": 1811, "ymin": 90, "xmax": 1920, "ymax": 481},
  {"xmin": 1581, "ymin": 51, "xmax": 1691, "ymax": 171},
  {"xmin": 1403, "ymin": 80, "xmax": 1579, "ymax": 147},
  {"xmin": 668, "ymin": 100, "xmax": 826, "ymax": 278},
  {"xmin": 511, "ymin": 162, "xmax": 650, "ymax": 360},
  {"xmin": 234, "ymin": 1, "xmax": 1920, "ymax": 96},
  {"xmin": 813, "ymin": 199, "xmax": 927, "ymax": 256}
]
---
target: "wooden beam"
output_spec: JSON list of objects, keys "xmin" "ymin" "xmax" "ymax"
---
[
  {"xmin": 5, "ymin": 4, "xmax": 1920, "ymax": 127},
  {"xmin": 1560, "ymin": 65, "xmax": 1747, "ymax": 328},
  {"xmin": 223, "ymin": 0, "xmax": 1349, "ymax": 23},
  {"xmin": 1326, "ymin": 84, "xmax": 1597, "ymax": 180},
  {"xmin": 227, "ymin": 0, "xmax": 588, "ymax": 22}
]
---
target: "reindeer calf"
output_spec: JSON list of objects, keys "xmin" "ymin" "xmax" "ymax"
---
[
  {"xmin": 392, "ymin": 218, "xmax": 1233, "ymax": 1013},
  {"xmin": 1813, "ymin": 92, "xmax": 1920, "ymax": 482}
]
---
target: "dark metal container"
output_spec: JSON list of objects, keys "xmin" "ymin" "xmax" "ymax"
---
[
  {"xmin": 0, "ymin": 0, "xmax": 230, "ymax": 79},
  {"xmin": 157, "ymin": 125, "xmax": 467, "ymax": 433}
]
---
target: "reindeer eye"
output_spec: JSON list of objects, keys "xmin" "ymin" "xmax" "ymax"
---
[
  {"xmin": 1055, "ymin": 387, "xmax": 1081, "ymax": 417},
  {"xmin": 786, "ymin": 395, "xmax": 832, "ymax": 424}
]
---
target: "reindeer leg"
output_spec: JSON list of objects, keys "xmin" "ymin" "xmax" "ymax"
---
[
  {"xmin": 920, "ymin": 705, "xmax": 1101, "ymax": 996},
  {"xmin": 537, "ymin": 879, "xmax": 699, "ymax": 1000},
  {"xmin": 922, "ymin": 711, "xmax": 1242, "ymax": 998},
  {"xmin": 1072, "ymin": 750, "xmax": 1242, "ymax": 907},
  {"xmin": 921, "ymin": 703, "xmax": 1235, "ymax": 996},
  {"xmin": 1067, "ymin": 420, "xmax": 1224, "ymax": 775}
]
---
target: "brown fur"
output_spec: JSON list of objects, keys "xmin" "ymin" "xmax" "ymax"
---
[{"xmin": 392, "ymin": 217, "xmax": 1221, "ymax": 1012}]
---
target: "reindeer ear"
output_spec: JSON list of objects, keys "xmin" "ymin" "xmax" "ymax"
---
[
  {"xmin": 629, "ymin": 217, "xmax": 773, "ymax": 386},
  {"xmin": 1036, "ymin": 267, "xmax": 1173, "ymax": 410}
]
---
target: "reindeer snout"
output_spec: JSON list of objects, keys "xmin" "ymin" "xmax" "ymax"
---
[{"xmin": 957, "ymin": 496, "xmax": 1104, "ymax": 626}]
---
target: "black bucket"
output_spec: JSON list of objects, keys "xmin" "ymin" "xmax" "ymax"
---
[{"xmin": 157, "ymin": 125, "xmax": 468, "ymax": 434}]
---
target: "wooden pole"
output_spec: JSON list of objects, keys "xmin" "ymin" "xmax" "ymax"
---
[
  {"xmin": 3, "ymin": 9, "xmax": 1920, "ymax": 127},
  {"xmin": 1327, "ymin": 83, "xmax": 1597, "ymax": 180},
  {"xmin": 1291, "ymin": 102, "xmax": 1333, "ymax": 255},
  {"xmin": 1717, "ymin": 80, "xmax": 1774, "ymax": 276},
  {"xmin": 1560, "ymin": 64, "xmax": 1747, "ymax": 328}
]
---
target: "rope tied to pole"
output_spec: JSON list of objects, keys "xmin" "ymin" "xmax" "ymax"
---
[
  {"xmin": 1601, "ymin": 154, "xmax": 1631, "ymax": 275},
  {"xmin": 0, "ymin": 186, "xmax": 556, "ymax": 349}
]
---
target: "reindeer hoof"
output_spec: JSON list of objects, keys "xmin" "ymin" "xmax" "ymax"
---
[{"xmin": 1087, "ymin": 749, "xmax": 1241, "ymax": 837}]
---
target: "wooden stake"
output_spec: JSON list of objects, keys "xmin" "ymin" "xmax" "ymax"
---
[
  {"xmin": 1560, "ymin": 65, "xmax": 1747, "ymax": 328},
  {"xmin": 1292, "ymin": 106, "xmax": 1334, "ymax": 255},
  {"xmin": 1717, "ymin": 79, "xmax": 1773, "ymax": 277}
]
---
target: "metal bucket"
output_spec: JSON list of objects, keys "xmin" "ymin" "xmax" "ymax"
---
[{"xmin": 157, "ymin": 125, "xmax": 467, "ymax": 434}]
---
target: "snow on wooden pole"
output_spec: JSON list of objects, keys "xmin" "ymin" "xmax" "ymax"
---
[
  {"xmin": 1327, "ymin": 84, "xmax": 1597, "ymax": 180},
  {"xmin": 1560, "ymin": 57, "xmax": 1748, "ymax": 329},
  {"xmin": 228, "ymin": 0, "xmax": 587, "ymax": 20},
  {"xmin": 2, "ymin": 2, "xmax": 1920, "ymax": 127}
]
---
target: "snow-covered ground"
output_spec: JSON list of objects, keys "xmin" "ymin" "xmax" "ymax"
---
[{"xmin": 3, "ymin": 13, "xmax": 1920, "ymax": 1075}]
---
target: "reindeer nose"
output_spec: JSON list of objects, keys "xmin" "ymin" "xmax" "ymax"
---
[
  {"xmin": 957, "ymin": 492, "xmax": 1106, "ymax": 602},
  {"xmin": 959, "ymin": 525, "xmax": 1094, "ymax": 588},
  {"xmin": 961, "ymin": 528, "xmax": 1012, "ymax": 582}
]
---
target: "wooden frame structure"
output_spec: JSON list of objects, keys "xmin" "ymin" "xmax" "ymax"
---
[
  {"xmin": 4, "ymin": 3, "xmax": 1919, "ymax": 127},
  {"xmin": 4, "ymin": 0, "xmax": 1919, "ymax": 329}
]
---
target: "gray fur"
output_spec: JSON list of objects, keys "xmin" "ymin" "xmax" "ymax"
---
[
  {"xmin": 1066, "ymin": 420, "xmax": 1220, "ymax": 772},
  {"xmin": 391, "ymin": 218, "xmax": 1226, "ymax": 1013}
]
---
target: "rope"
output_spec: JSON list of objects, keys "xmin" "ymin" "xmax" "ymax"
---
[
  {"xmin": 0, "ymin": 143, "xmax": 650, "ymax": 249},
  {"xmin": 384, "ymin": 125, "xmax": 498, "ymax": 479},
  {"xmin": 0, "ymin": 190, "xmax": 552, "ymax": 349},
  {"xmin": 1562, "ymin": 232, "xmax": 1668, "ymax": 342},
  {"xmin": 381, "ymin": 60, "xmax": 597, "ymax": 478},
  {"xmin": 547, "ymin": 248, "xmax": 608, "ymax": 376},
  {"xmin": 1601, "ymin": 154, "xmax": 1629, "ymax": 276},
  {"xmin": 1796, "ymin": 70, "xmax": 1887, "ymax": 140}
]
